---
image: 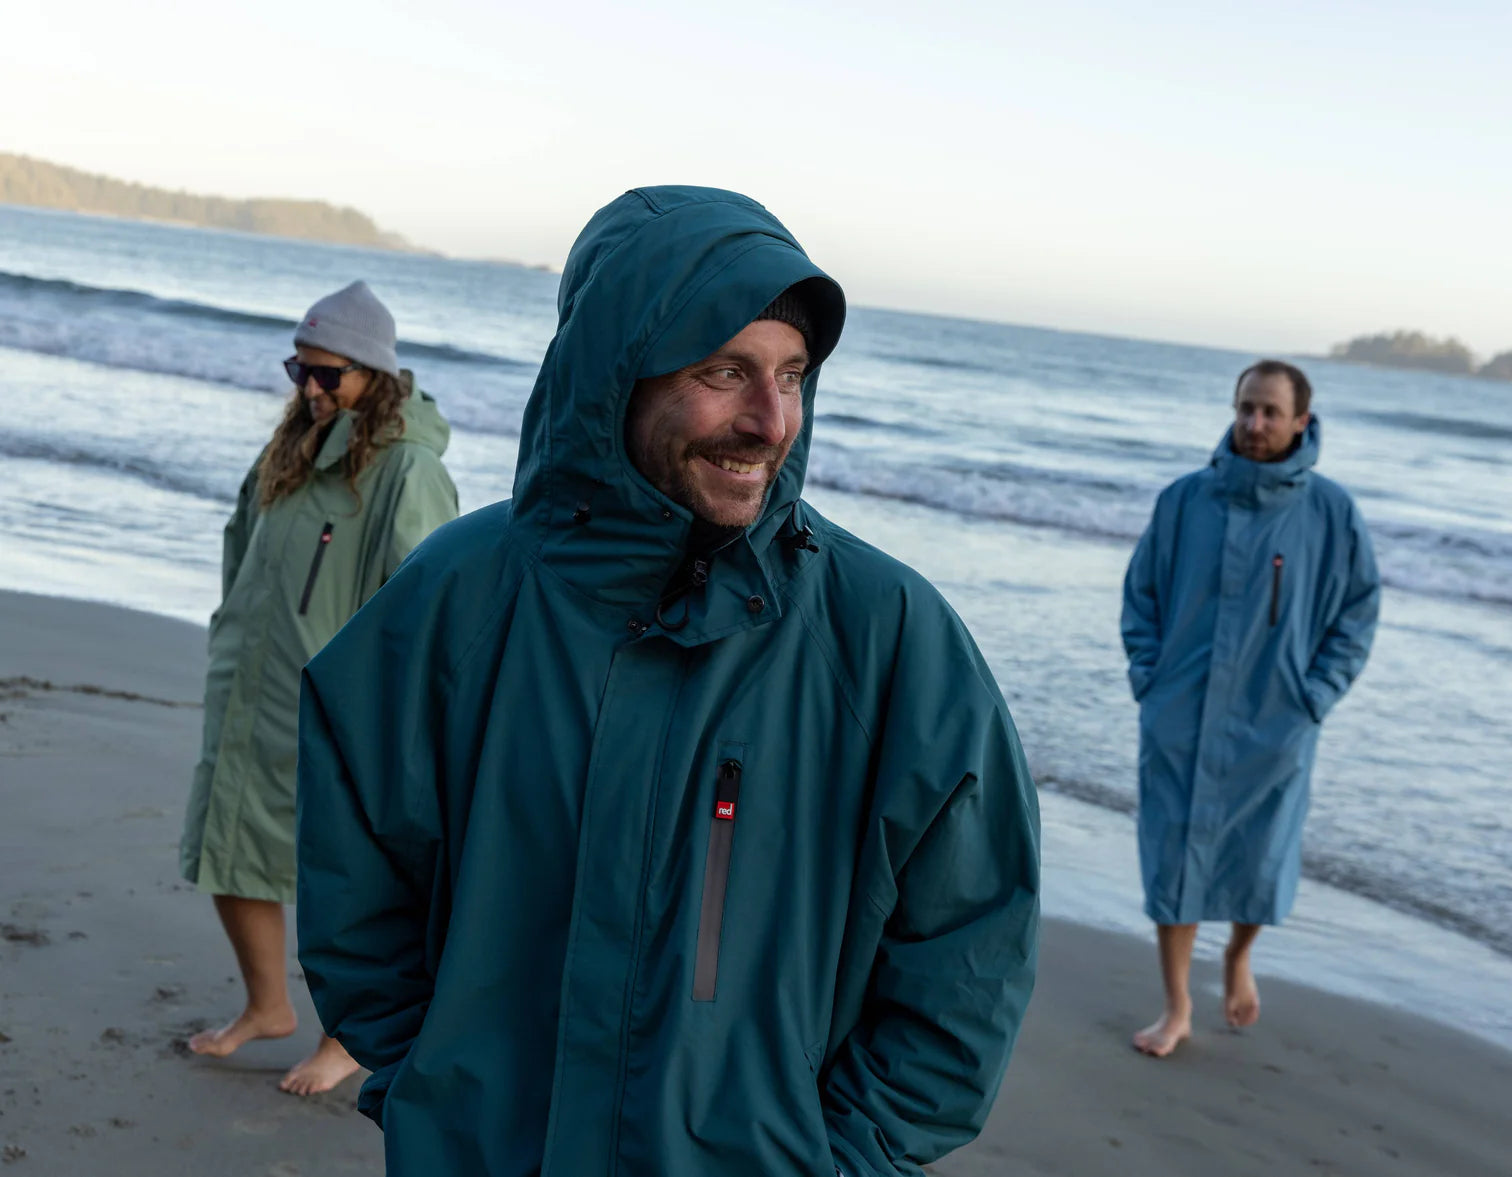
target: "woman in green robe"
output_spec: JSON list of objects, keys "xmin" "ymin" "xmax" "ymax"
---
[{"xmin": 178, "ymin": 281, "xmax": 458, "ymax": 1094}]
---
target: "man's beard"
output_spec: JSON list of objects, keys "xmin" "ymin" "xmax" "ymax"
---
[
  {"xmin": 1235, "ymin": 429, "xmax": 1296, "ymax": 462},
  {"xmin": 675, "ymin": 436, "xmax": 789, "ymax": 525}
]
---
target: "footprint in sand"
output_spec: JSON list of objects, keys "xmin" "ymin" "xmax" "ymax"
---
[{"xmin": 98, "ymin": 1027, "xmax": 136, "ymax": 1048}]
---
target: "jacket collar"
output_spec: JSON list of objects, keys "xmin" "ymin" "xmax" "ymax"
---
[
  {"xmin": 529, "ymin": 465, "xmax": 822, "ymax": 647},
  {"xmin": 1211, "ymin": 416, "xmax": 1321, "ymax": 509},
  {"xmin": 309, "ymin": 371, "xmax": 443, "ymax": 474},
  {"xmin": 313, "ymin": 411, "xmax": 355, "ymax": 472}
]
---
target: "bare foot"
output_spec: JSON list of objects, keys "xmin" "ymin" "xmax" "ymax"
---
[
  {"xmin": 1132, "ymin": 1006, "xmax": 1192, "ymax": 1057},
  {"xmin": 187, "ymin": 1005, "xmax": 297, "ymax": 1058},
  {"xmin": 279, "ymin": 1036, "xmax": 360, "ymax": 1096},
  {"xmin": 1224, "ymin": 946, "xmax": 1261, "ymax": 1028}
]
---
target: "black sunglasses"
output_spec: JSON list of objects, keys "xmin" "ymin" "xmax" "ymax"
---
[{"xmin": 284, "ymin": 356, "xmax": 366, "ymax": 393}]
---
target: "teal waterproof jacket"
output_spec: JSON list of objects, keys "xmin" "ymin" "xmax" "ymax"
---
[
  {"xmin": 1122, "ymin": 419, "xmax": 1379, "ymax": 925},
  {"xmin": 297, "ymin": 187, "xmax": 1040, "ymax": 1176}
]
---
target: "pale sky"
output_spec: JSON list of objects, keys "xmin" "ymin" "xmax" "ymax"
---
[{"xmin": 4, "ymin": 0, "xmax": 1510, "ymax": 355}]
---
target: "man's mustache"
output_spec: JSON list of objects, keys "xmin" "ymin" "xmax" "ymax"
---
[{"xmin": 685, "ymin": 437, "xmax": 787, "ymax": 465}]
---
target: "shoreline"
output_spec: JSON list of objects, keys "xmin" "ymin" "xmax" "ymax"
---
[
  {"xmin": 1038, "ymin": 788, "xmax": 1512, "ymax": 1053},
  {"xmin": 8, "ymin": 569, "xmax": 1509, "ymax": 1004},
  {"xmin": 3, "ymin": 588, "xmax": 1510, "ymax": 1174}
]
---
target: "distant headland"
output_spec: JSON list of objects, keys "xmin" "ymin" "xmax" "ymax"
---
[
  {"xmin": 0, "ymin": 152, "xmax": 417, "ymax": 253},
  {"xmin": 1330, "ymin": 330, "xmax": 1512, "ymax": 382}
]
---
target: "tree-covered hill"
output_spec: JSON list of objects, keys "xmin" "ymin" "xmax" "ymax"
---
[{"xmin": 0, "ymin": 152, "xmax": 413, "ymax": 251}]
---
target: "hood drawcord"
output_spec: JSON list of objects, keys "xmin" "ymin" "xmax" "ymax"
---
[
  {"xmin": 782, "ymin": 524, "xmax": 820, "ymax": 554},
  {"xmin": 780, "ymin": 505, "xmax": 820, "ymax": 555},
  {"xmin": 654, "ymin": 557, "xmax": 710, "ymax": 632},
  {"xmin": 652, "ymin": 516, "xmax": 744, "ymax": 632}
]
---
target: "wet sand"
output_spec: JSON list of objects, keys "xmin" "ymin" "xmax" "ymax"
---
[
  {"xmin": 0, "ymin": 591, "xmax": 379, "ymax": 1174},
  {"xmin": 2, "ymin": 588, "xmax": 1508, "ymax": 1175}
]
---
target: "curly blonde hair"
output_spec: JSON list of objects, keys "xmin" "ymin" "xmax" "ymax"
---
[{"xmin": 257, "ymin": 371, "xmax": 409, "ymax": 509}]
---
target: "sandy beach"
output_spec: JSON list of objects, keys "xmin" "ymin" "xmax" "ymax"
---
[{"xmin": 2, "ymin": 588, "xmax": 1508, "ymax": 1176}]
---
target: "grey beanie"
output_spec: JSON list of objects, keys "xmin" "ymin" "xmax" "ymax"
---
[
  {"xmin": 293, "ymin": 280, "xmax": 399, "ymax": 377},
  {"xmin": 753, "ymin": 289, "xmax": 813, "ymax": 352}
]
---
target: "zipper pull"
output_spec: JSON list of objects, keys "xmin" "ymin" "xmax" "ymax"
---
[
  {"xmin": 714, "ymin": 759, "xmax": 742, "ymax": 821},
  {"xmin": 299, "ymin": 522, "xmax": 336, "ymax": 615}
]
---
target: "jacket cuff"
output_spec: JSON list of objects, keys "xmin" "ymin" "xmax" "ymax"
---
[
  {"xmin": 828, "ymin": 1133, "xmax": 870, "ymax": 1177},
  {"xmin": 1302, "ymin": 678, "xmax": 1332, "ymax": 724},
  {"xmin": 356, "ymin": 1057, "xmax": 404, "ymax": 1127}
]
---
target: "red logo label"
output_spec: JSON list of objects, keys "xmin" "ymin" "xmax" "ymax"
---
[
  {"xmin": 308, "ymin": 316, "xmax": 319, "ymax": 327},
  {"xmin": 715, "ymin": 800, "xmax": 736, "ymax": 820}
]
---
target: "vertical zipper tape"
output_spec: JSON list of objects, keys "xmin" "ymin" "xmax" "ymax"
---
[
  {"xmin": 693, "ymin": 758, "xmax": 742, "ymax": 1001},
  {"xmin": 298, "ymin": 522, "xmax": 335, "ymax": 616},
  {"xmin": 1270, "ymin": 554, "xmax": 1284, "ymax": 627}
]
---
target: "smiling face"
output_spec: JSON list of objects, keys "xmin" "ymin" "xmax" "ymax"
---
[
  {"xmin": 295, "ymin": 344, "xmax": 373, "ymax": 425},
  {"xmin": 1233, "ymin": 370, "xmax": 1310, "ymax": 462},
  {"xmin": 625, "ymin": 319, "xmax": 808, "ymax": 527}
]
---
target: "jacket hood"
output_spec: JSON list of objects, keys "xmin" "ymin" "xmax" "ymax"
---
[
  {"xmin": 314, "ymin": 370, "xmax": 450, "ymax": 471},
  {"xmin": 509, "ymin": 186, "xmax": 846, "ymax": 635},
  {"xmin": 394, "ymin": 371, "xmax": 451, "ymax": 457},
  {"xmin": 1211, "ymin": 415, "xmax": 1320, "ymax": 508}
]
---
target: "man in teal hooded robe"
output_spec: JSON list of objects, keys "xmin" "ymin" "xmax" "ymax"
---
[{"xmin": 296, "ymin": 186, "xmax": 1041, "ymax": 1175}]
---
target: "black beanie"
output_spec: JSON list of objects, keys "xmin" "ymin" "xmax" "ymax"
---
[{"xmin": 753, "ymin": 289, "xmax": 813, "ymax": 352}]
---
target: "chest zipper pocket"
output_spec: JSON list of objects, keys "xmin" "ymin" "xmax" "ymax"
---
[
  {"xmin": 298, "ymin": 522, "xmax": 335, "ymax": 616},
  {"xmin": 1269, "ymin": 554, "xmax": 1284, "ymax": 627},
  {"xmin": 693, "ymin": 757, "xmax": 743, "ymax": 1002}
]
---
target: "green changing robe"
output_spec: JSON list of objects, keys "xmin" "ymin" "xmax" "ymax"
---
[
  {"xmin": 181, "ymin": 375, "xmax": 457, "ymax": 902},
  {"xmin": 296, "ymin": 187, "xmax": 1040, "ymax": 1176}
]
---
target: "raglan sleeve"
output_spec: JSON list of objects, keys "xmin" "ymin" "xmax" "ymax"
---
[
  {"xmin": 295, "ymin": 561, "xmax": 446, "ymax": 1126},
  {"xmin": 1303, "ymin": 502, "xmax": 1380, "ymax": 722},
  {"xmin": 383, "ymin": 449, "xmax": 459, "ymax": 582},
  {"xmin": 220, "ymin": 455, "xmax": 264, "ymax": 603},
  {"xmin": 1121, "ymin": 503, "xmax": 1164, "ymax": 702},
  {"xmin": 823, "ymin": 613, "xmax": 1041, "ymax": 1175}
]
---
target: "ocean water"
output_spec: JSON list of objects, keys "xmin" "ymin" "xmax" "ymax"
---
[{"xmin": 2, "ymin": 205, "xmax": 1509, "ymax": 1000}]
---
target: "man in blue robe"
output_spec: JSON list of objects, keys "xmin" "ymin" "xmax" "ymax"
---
[{"xmin": 1121, "ymin": 359, "xmax": 1379, "ymax": 1057}]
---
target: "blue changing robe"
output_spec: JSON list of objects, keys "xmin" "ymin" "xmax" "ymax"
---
[{"xmin": 1121, "ymin": 419, "xmax": 1379, "ymax": 925}]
